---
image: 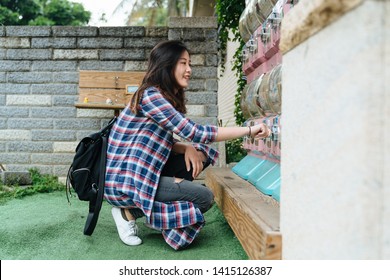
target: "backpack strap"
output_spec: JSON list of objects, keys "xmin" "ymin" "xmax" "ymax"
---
[
  {"xmin": 84, "ymin": 117, "xmax": 116, "ymax": 236},
  {"xmin": 83, "ymin": 126, "xmax": 111, "ymax": 236}
]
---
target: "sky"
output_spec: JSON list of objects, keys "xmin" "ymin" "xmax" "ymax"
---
[{"xmin": 71, "ymin": 0, "xmax": 135, "ymax": 26}]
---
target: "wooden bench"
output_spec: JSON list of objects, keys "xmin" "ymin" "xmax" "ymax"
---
[
  {"xmin": 205, "ymin": 167, "xmax": 281, "ymax": 259},
  {"xmin": 75, "ymin": 71, "xmax": 146, "ymax": 115}
]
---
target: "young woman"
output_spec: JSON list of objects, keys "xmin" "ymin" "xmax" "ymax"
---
[{"xmin": 104, "ymin": 40, "xmax": 270, "ymax": 250}]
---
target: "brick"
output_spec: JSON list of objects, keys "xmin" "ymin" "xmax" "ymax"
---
[
  {"xmin": 0, "ymin": 143, "xmax": 5, "ymax": 151},
  {"xmin": 0, "ymin": 60, "xmax": 31, "ymax": 71},
  {"xmin": 99, "ymin": 49, "xmax": 145, "ymax": 61},
  {"xmin": 52, "ymin": 26, "xmax": 98, "ymax": 37},
  {"xmin": 6, "ymin": 26, "xmax": 51, "ymax": 37},
  {"xmin": 0, "ymin": 119, "xmax": 6, "ymax": 128},
  {"xmin": 99, "ymin": 27, "xmax": 145, "ymax": 37},
  {"xmin": 6, "ymin": 95, "xmax": 52, "ymax": 106},
  {"xmin": 187, "ymin": 79, "xmax": 205, "ymax": 91},
  {"xmin": 32, "ymin": 61, "xmax": 77, "ymax": 71},
  {"xmin": 7, "ymin": 49, "xmax": 52, "ymax": 60},
  {"xmin": 190, "ymin": 54, "xmax": 205, "ymax": 66},
  {"xmin": 0, "ymin": 171, "xmax": 32, "ymax": 185},
  {"xmin": 31, "ymin": 107, "xmax": 76, "ymax": 118},
  {"xmin": 0, "ymin": 38, "xmax": 30, "ymax": 48},
  {"xmin": 53, "ymin": 118, "xmax": 100, "ymax": 130},
  {"xmin": 31, "ymin": 130, "xmax": 76, "ymax": 141},
  {"xmin": 78, "ymin": 38, "xmax": 123, "ymax": 48},
  {"xmin": 53, "ymin": 142, "xmax": 78, "ymax": 153},
  {"xmin": 31, "ymin": 153, "xmax": 74, "ymax": 164},
  {"xmin": 205, "ymin": 79, "xmax": 218, "ymax": 91},
  {"xmin": 76, "ymin": 130, "xmax": 101, "ymax": 140},
  {"xmin": 206, "ymin": 54, "xmax": 218, "ymax": 66},
  {"xmin": 124, "ymin": 61, "xmax": 147, "ymax": 71},
  {"xmin": 191, "ymin": 66, "xmax": 218, "ymax": 79},
  {"xmin": 168, "ymin": 29, "xmax": 182, "ymax": 40},
  {"xmin": 0, "ymin": 26, "xmax": 4, "ymax": 36},
  {"xmin": 53, "ymin": 49, "xmax": 98, "ymax": 60},
  {"xmin": 0, "ymin": 83, "xmax": 29, "ymax": 94},
  {"xmin": 53, "ymin": 165, "xmax": 72, "ymax": 177},
  {"xmin": 168, "ymin": 17, "xmax": 217, "ymax": 28},
  {"xmin": 76, "ymin": 108, "xmax": 113, "ymax": 118},
  {"xmin": 0, "ymin": 50, "xmax": 5, "ymax": 59},
  {"xmin": 0, "ymin": 72, "xmax": 5, "ymax": 82},
  {"xmin": 31, "ymin": 84, "xmax": 77, "ymax": 95},
  {"xmin": 7, "ymin": 119, "xmax": 53, "ymax": 129},
  {"xmin": 124, "ymin": 37, "xmax": 162, "ymax": 48},
  {"xmin": 52, "ymin": 96, "xmax": 77, "ymax": 106},
  {"xmin": 182, "ymin": 28, "xmax": 206, "ymax": 41},
  {"xmin": 8, "ymin": 72, "xmax": 52, "ymax": 83},
  {"xmin": 5, "ymin": 165, "xmax": 53, "ymax": 175},
  {"xmin": 205, "ymin": 29, "xmax": 218, "ymax": 40},
  {"xmin": 79, "ymin": 60, "xmax": 124, "ymax": 71},
  {"xmin": 7, "ymin": 142, "xmax": 53, "ymax": 153},
  {"xmin": 31, "ymin": 37, "xmax": 76, "ymax": 48},
  {"xmin": 205, "ymin": 104, "xmax": 218, "ymax": 117},
  {"xmin": 52, "ymin": 72, "xmax": 79, "ymax": 83},
  {"xmin": 0, "ymin": 130, "xmax": 31, "ymax": 140},
  {"xmin": 145, "ymin": 27, "xmax": 168, "ymax": 37},
  {"xmin": 190, "ymin": 116, "xmax": 218, "ymax": 126},
  {"xmin": 186, "ymin": 92, "xmax": 217, "ymax": 105},
  {"xmin": 187, "ymin": 105, "xmax": 205, "ymax": 116},
  {"xmin": 186, "ymin": 41, "xmax": 218, "ymax": 54},
  {"xmin": 0, "ymin": 107, "xmax": 29, "ymax": 118},
  {"xmin": 0, "ymin": 153, "xmax": 31, "ymax": 164}
]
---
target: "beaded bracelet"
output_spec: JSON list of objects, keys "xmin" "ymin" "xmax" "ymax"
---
[{"xmin": 247, "ymin": 126, "xmax": 251, "ymax": 137}]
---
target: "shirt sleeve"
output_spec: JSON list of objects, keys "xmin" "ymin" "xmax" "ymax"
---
[{"xmin": 140, "ymin": 87, "xmax": 218, "ymax": 145}]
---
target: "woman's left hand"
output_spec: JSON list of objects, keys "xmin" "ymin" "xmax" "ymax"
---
[{"xmin": 184, "ymin": 145, "xmax": 206, "ymax": 179}]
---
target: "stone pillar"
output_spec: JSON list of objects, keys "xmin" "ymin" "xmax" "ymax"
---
[{"xmin": 280, "ymin": 0, "xmax": 389, "ymax": 259}]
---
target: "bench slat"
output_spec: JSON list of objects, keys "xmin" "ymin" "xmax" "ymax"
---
[{"xmin": 205, "ymin": 167, "xmax": 281, "ymax": 260}]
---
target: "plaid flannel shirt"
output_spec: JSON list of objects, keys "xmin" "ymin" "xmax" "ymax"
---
[{"xmin": 104, "ymin": 87, "xmax": 219, "ymax": 250}]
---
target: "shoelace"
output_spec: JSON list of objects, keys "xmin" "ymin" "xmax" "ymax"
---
[{"xmin": 128, "ymin": 221, "xmax": 138, "ymax": 236}]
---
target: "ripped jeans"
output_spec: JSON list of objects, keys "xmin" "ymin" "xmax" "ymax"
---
[{"xmin": 129, "ymin": 153, "xmax": 214, "ymax": 219}]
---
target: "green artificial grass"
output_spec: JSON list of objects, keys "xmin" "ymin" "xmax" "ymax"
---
[{"xmin": 0, "ymin": 191, "xmax": 248, "ymax": 260}]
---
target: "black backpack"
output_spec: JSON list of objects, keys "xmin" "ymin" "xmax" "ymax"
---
[{"xmin": 66, "ymin": 117, "xmax": 116, "ymax": 236}]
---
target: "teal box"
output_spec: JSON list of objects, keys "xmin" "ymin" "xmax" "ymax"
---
[{"xmin": 232, "ymin": 155, "xmax": 265, "ymax": 180}]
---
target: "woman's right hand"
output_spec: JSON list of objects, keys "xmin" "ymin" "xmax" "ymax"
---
[{"xmin": 184, "ymin": 145, "xmax": 206, "ymax": 179}]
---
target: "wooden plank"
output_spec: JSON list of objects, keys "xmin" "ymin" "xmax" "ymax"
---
[
  {"xmin": 79, "ymin": 71, "xmax": 145, "ymax": 89},
  {"xmin": 205, "ymin": 167, "xmax": 281, "ymax": 260},
  {"xmin": 75, "ymin": 103, "xmax": 125, "ymax": 110},
  {"xmin": 78, "ymin": 88, "xmax": 133, "ymax": 105}
]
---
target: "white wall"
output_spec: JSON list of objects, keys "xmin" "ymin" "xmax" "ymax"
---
[
  {"xmin": 281, "ymin": 0, "xmax": 389, "ymax": 259},
  {"xmin": 218, "ymin": 35, "xmax": 240, "ymax": 128}
]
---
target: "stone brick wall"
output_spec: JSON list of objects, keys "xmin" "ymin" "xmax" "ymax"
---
[{"xmin": 0, "ymin": 17, "xmax": 219, "ymax": 178}]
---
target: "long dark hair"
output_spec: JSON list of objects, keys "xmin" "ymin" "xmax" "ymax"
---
[{"xmin": 130, "ymin": 40, "xmax": 189, "ymax": 114}]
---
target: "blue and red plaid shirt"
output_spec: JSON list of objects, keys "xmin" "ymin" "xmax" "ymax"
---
[{"xmin": 104, "ymin": 87, "xmax": 219, "ymax": 250}]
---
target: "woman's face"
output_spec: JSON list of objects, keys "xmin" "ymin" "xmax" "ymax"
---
[{"xmin": 174, "ymin": 50, "xmax": 191, "ymax": 90}]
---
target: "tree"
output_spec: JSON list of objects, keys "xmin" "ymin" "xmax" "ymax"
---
[
  {"xmin": 113, "ymin": 0, "xmax": 189, "ymax": 27},
  {"xmin": 0, "ymin": 0, "xmax": 91, "ymax": 26}
]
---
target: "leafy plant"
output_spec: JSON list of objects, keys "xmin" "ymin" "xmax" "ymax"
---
[
  {"xmin": 0, "ymin": 168, "xmax": 65, "ymax": 204},
  {"xmin": 215, "ymin": 0, "xmax": 246, "ymax": 126},
  {"xmin": 0, "ymin": 0, "xmax": 91, "ymax": 26},
  {"xmin": 225, "ymin": 138, "xmax": 247, "ymax": 164}
]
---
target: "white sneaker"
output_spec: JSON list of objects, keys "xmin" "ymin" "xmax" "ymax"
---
[{"xmin": 111, "ymin": 207, "xmax": 142, "ymax": 246}]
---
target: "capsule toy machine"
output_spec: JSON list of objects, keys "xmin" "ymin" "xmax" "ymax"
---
[{"xmin": 233, "ymin": 0, "xmax": 299, "ymax": 202}]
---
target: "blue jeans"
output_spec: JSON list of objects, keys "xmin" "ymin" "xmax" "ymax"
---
[{"xmin": 129, "ymin": 153, "xmax": 214, "ymax": 219}]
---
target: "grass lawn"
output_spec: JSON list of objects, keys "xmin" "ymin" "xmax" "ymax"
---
[{"xmin": 0, "ymin": 190, "xmax": 248, "ymax": 260}]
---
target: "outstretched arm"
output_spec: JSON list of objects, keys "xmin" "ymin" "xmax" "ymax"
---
[{"xmin": 215, "ymin": 123, "xmax": 270, "ymax": 142}]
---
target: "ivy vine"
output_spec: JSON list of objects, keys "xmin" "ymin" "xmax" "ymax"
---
[{"xmin": 215, "ymin": 0, "xmax": 246, "ymax": 126}]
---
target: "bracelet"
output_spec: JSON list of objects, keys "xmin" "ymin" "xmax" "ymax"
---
[{"xmin": 247, "ymin": 126, "xmax": 251, "ymax": 137}]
